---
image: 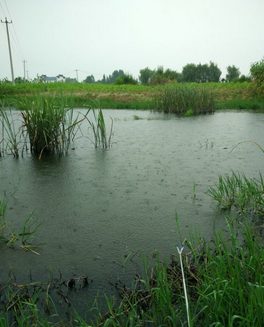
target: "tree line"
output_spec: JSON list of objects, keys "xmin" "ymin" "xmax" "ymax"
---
[{"xmin": 83, "ymin": 62, "xmax": 253, "ymax": 86}]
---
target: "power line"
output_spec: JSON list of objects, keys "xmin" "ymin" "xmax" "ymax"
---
[
  {"xmin": 0, "ymin": 1, "xmax": 7, "ymax": 17},
  {"xmin": 3, "ymin": 0, "xmax": 25, "ymax": 60}
]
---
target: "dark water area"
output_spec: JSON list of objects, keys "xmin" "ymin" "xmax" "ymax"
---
[{"xmin": 0, "ymin": 110, "xmax": 263, "ymax": 316}]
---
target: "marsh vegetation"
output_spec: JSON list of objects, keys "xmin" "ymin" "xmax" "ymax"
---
[{"xmin": 0, "ymin": 95, "xmax": 114, "ymax": 159}]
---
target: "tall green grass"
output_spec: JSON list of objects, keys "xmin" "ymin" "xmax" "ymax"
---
[
  {"xmin": 86, "ymin": 107, "xmax": 113, "ymax": 149},
  {"xmin": 18, "ymin": 95, "xmax": 86, "ymax": 158},
  {"xmin": 207, "ymin": 172, "xmax": 264, "ymax": 216},
  {"xmin": 0, "ymin": 104, "xmax": 23, "ymax": 158},
  {"xmin": 155, "ymin": 83, "xmax": 215, "ymax": 114}
]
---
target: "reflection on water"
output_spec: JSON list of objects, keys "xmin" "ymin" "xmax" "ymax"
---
[{"xmin": 0, "ymin": 110, "xmax": 263, "ymax": 309}]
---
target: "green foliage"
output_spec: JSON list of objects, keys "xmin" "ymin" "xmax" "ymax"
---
[
  {"xmin": 149, "ymin": 66, "xmax": 180, "ymax": 85},
  {"xmin": 114, "ymin": 74, "xmax": 138, "ymax": 85},
  {"xmin": 185, "ymin": 109, "xmax": 194, "ymax": 117},
  {"xmin": 20, "ymin": 95, "xmax": 84, "ymax": 158},
  {"xmin": 97, "ymin": 69, "xmax": 125, "ymax": 84},
  {"xmin": 0, "ymin": 197, "xmax": 41, "ymax": 253},
  {"xmin": 226, "ymin": 65, "xmax": 241, "ymax": 82},
  {"xmin": 86, "ymin": 107, "xmax": 113, "ymax": 148},
  {"xmin": 207, "ymin": 172, "xmax": 264, "ymax": 216},
  {"xmin": 250, "ymin": 58, "xmax": 264, "ymax": 96},
  {"xmin": 182, "ymin": 62, "xmax": 222, "ymax": 83},
  {"xmin": 215, "ymin": 99, "xmax": 264, "ymax": 110},
  {"xmin": 133, "ymin": 114, "xmax": 144, "ymax": 120},
  {"xmin": 233, "ymin": 74, "xmax": 251, "ymax": 83},
  {"xmin": 139, "ymin": 67, "xmax": 154, "ymax": 85},
  {"xmin": 0, "ymin": 104, "xmax": 22, "ymax": 158},
  {"xmin": 155, "ymin": 83, "xmax": 215, "ymax": 114},
  {"xmin": 83, "ymin": 75, "xmax": 95, "ymax": 83}
]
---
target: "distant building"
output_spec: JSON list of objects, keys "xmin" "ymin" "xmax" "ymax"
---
[{"xmin": 40, "ymin": 74, "xmax": 66, "ymax": 83}]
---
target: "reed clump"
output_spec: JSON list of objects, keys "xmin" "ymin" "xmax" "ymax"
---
[
  {"xmin": 155, "ymin": 83, "xmax": 215, "ymax": 114},
  {"xmin": 19, "ymin": 95, "xmax": 86, "ymax": 158}
]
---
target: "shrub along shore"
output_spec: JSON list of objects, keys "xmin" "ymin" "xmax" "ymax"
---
[{"xmin": 0, "ymin": 81, "xmax": 264, "ymax": 111}]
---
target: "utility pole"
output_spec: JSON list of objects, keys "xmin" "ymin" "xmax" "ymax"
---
[
  {"xmin": 75, "ymin": 69, "xmax": 79, "ymax": 82},
  {"xmin": 1, "ymin": 17, "xmax": 15, "ymax": 85},
  {"xmin": 22, "ymin": 60, "xmax": 26, "ymax": 81},
  {"xmin": 26, "ymin": 70, "xmax": 29, "ymax": 80}
]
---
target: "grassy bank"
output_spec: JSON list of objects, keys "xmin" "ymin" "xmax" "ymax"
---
[{"xmin": 1, "ymin": 82, "xmax": 264, "ymax": 111}]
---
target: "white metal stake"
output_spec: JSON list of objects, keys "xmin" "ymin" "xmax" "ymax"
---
[{"xmin": 177, "ymin": 244, "xmax": 191, "ymax": 327}]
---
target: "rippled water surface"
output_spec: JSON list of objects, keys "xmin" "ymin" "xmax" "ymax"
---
[{"xmin": 1, "ymin": 110, "xmax": 263, "ymax": 312}]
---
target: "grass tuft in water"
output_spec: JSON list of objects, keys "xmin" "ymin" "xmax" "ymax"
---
[
  {"xmin": 19, "ymin": 94, "xmax": 86, "ymax": 159},
  {"xmin": 207, "ymin": 171, "xmax": 264, "ymax": 216},
  {"xmin": 0, "ymin": 103, "xmax": 23, "ymax": 158},
  {"xmin": 0, "ymin": 197, "xmax": 41, "ymax": 254},
  {"xmin": 86, "ymin": 107, "xmax": 113, "ymax": 149}
]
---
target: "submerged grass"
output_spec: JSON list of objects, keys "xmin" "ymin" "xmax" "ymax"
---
[
  {"xmin": 154, "ymin": 83, "xmax": 215, "ymax": 114},
  {"xmin": 0, "ymin": 197, "xmax": 41, "ymax": 253}
]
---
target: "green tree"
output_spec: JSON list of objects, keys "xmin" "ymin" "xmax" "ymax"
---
[
  {"xmin": 14, "ymin": 76, "xmax": 24, "ymax": 84},
  {"xmin": 196, "ymin": 63, "xmax": 209, "ymax": 82},
  {"xmin": 182, "ymin": 63, "xmax": 197, "ymax": 82},
  {"xmin": 250, "ymin": 58, "xmax": 264, "ymax": 95},
  {"xmin": 83, "ymin": 75, "xmax": 95, "ymax": 83},
  {"xmin": 115, "ymin": 74, "xmax": 138, "ymax": 85},
  {"xmin": 233, "ymin": 75, "xmax": 251, "ymax": 83},
  {"xmin": 226, "ymin": 65, "xmax": 240, "ymax": 82},
  {"xmin": 149, "ymin": 66, "xmax": 179, "ymax": 85},
  {"xmin": 96, "ymin": 70, "xmax": 125, "ymax": 84},
  {"xmin": 182, "ymin": 62, "xmax": 221, "ymax": 83},
  {"xmin": 139, "ymin": 67, "xmax": 154, "ymax": 85},
  {"xmin": 250, "ymin": 58, "xmax": 264, "ymax": 86},
  {"xmin": 65, "ymin": 77, "xmax": 77, "ymax": 83},
  {"xmin": 208, "ymin": 61, "xmax": 222, "ymax": 82}
]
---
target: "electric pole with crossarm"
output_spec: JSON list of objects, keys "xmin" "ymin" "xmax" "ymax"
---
[{"xmin": 1, "ymin": 17, "xmax": 15, "ymax": 85}]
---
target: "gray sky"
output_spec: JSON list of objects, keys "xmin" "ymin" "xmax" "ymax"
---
[{"xmin": 1, "ymin": 0, "xmax": 263, "ymax": 82}]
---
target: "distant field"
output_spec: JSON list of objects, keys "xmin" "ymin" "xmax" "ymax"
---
[{"xmin": 0, "ymin": 82, "xmax": 263, "ymax": 110}]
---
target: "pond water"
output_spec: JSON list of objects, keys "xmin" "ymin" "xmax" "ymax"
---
[{"xmin": 0, "ymin": 110, "xmax": 263, "ymax": 315}]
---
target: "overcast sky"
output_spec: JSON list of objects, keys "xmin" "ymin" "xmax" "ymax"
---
[{"xmin": 0, "ymin": 0, "xmax": 263, "ymax": 82}]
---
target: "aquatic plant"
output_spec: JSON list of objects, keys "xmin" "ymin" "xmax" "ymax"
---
[
  {"xmin": 133, "ymin": 114, "xmax": 144, "ymax": 120},
  {"xmin": 86, "ymin": 107, "xmax": 113, "ymax": 149},
  {"xmin": 0, "ymin": 197, "xmax": 41, "ymax": 254},
  {"xmin": 207, "ymin": 172, "xmax": 264, "ymax": 216},
  {"xmin": 185, "ymin": 109, "xmax": 194, "ymax": 117},
  {"xmin": 155, "ymin": 83, "xmax": 215, "ymax": 114},
  {"xmin": 0, "ymin": 104, "xmax": 23, "ymax": 158},
  {"xmin": 19, "ymin": 95, "xmax": 86, "ymax": 159}
]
